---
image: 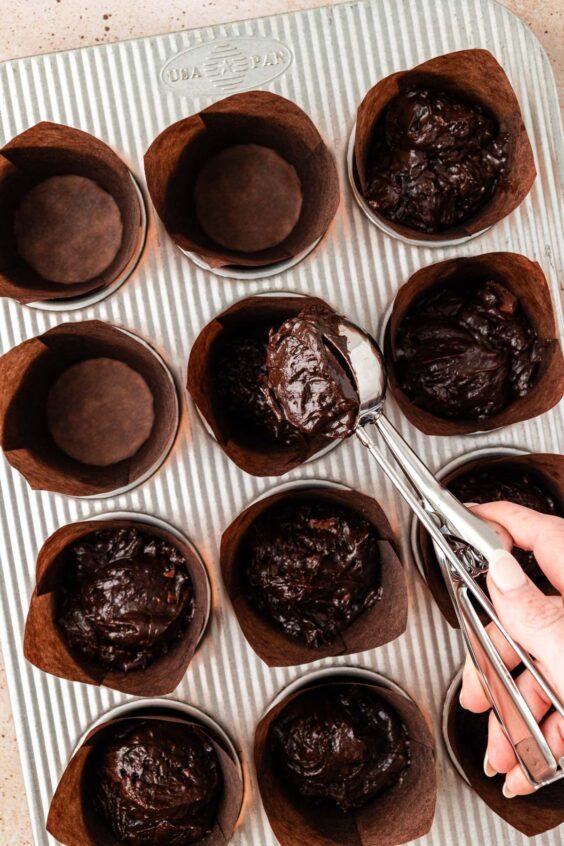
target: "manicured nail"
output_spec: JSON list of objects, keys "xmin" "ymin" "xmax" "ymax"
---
[
  {"xmin": 489, "ymin": 549, "xmax": 527, "ymax": 592},
  {"xmin": 483, "ymin": 752, "xmax": 497, "ymax": 778},
  {"xmin": 502, "ymin": 782, "xmax": 516, "ymax": 799}
]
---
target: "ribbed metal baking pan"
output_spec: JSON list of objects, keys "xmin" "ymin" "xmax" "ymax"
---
[{"xmin": 0, "ymin": 1, "xmax": 563, "ymax": 844}]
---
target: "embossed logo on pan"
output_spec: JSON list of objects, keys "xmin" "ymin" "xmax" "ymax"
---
[{"xmin": 161, "ymin": 36, "xmax": 293, "ymax": 96}]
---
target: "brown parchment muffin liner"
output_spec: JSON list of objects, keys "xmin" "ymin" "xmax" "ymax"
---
[
  {"xmin": 47, "ymin": 712, "xmax": 244, "ymax": 846},
  {"xmin": 0, "ymin": 320, "xmax": 178, "ymax": 496},
  {"xmin": 255, "ymin": 678, "xmax": 436, "ymax": 846},
  {"xmin": 354, "ymin": 49, "xmax": 536, "ymax": 241},
  {"xmin": 445, "ymin": 676, "xmax": 564, "ymax": 836},
  {"xmin": 144, "ymin": 90, "xmax": 339, "ymax": 268},
  {"xmin": 384, "ymin": 252, "xmax": 564, "ymax": 435},
  {"xmin": 220, "ymin": 485, "xmax": 407, "ymax": 667},
  {"xmin": 417, "ymin": 452, "xmax": 564, "ymax": 628},
  {"xmin": 24, "ymin": 518, "xmax": 209, "ymax": 696},
  {"xmin": 187, "ymin": 294, "xmax": 343, "ymax": 477},
  {"xmin": 0, "ymin": 122, "xmax": 143, "ymax": 303}
]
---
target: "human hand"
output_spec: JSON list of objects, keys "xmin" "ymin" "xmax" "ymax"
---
[{"xmin": 458, "ymin": 500, "xmax": 564, "ymax": 797}]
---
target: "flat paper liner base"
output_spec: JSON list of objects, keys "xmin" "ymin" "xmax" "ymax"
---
[
  {"xmin": 187, "ymin": 294, "xmax": 342, "ymax": 477},
  {"xmin": 418, "ymin": 452, "xmax": 564, "ymax": 628},
  {"xmin": 220, "ymin": 486, "xmax": 407, "ymax": 667},
  {"xmin": 0, "ymin": 320, "xmax": 178, "ymax": 496},
  {"xmin": 47, "ymin": 713, "xmax": 243, "ymax": 846},
  {"xmin": 445, "ymin": 678, "xmax": 564, "ymax": 835},
  {"xmin": 255, "ymin": 680, "xmax": 436, "ymax": 846},
  {"xmin": 0, "ymin": 122, "xmax": 143, "ymax": 303},
  {"xmin": 354, "ymin": 49, "xmax": 536, "ymax": 242},
  {"xmin": 144, "ymin": 90, "xmax": 339, "ymax": 269},
  {"xmin": 24, "ymin": 519, "xmax": 209, "ymax": 696},
  {"xmin": 384, "ymin": 252, "xmax": 564, "ymax": 435}
]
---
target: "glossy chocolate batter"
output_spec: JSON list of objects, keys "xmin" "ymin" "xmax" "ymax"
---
[
  {"xmin": 394, "ymin": 279, "xmax": 541, "ymax": 420},
  {"xmin": 58, "ymin": 527, "xmax": 194, "ymax": 672},
  {"xmin": 270, "ymin": 685, "xmax": 410, "ymax": 812},
  {"xmin": 365, "ymin": 87, "xmax": 509, "ymax": 233},
  {"xmin": 448, "ymin": 464, "xmax": 560, "ymax": 587},
  {"xmin": 244, "ymin": 501, "xmax": 382, "ymax": 648},
  {"xmin": 264, "ymin": 307, "xmax": 359, "ymax": 440},
  {"xmin": 216, "ymin": 306, "xmax": 359, "ymax": 446},
  {"xmin": 94, "ymin": 720, "xmax": 222, "ymax": 845}
]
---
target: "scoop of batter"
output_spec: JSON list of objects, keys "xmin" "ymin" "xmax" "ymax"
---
[
  {"xmin": 244, "ymin": 501, "xmax": 381, "ymax": 648},
  {"xmin": 58, "ymin": 527, "xmax": 194, "ymax": 672},
  {"xmin": 365, "ymin": 87, "xmax": 508, "ymax": 233},
  {"xmin": 270, "ymin": 685, "xmax": 410, "ymax": 812},
  {"xmin": 394, "ymin": 279, "xmax": 541, "ymax": 420},
  {"xmin": 94, "ymin": 720, "xmax": 222, "ymax": 845}
]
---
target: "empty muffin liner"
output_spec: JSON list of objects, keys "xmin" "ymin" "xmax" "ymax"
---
[
  {"xmin": 144, "ymin": 90, "xmax": 339, "ymax": 269},
  {"xmin": 187, "ymin": 293, "xmax": 344, "ymax": 477},
  {"xmin": 24, "ymin": 517, "xmax": 210, "ymax": 696},
  {"xmin": 444, "ymin": 671, "xmax": 564, "ymax": 836},
  {"xmin": 0, "ymin": 122, "xmax": 144, "ymax": 304},
  {"xmin": 220, "ymin": 483, "xmax": 408, "ymax": 667},
  {"xmin": 47, "ymin": 710, "xmax": 244, "ymax": 846},
  {"xmin": 0, "ymin": 320, "xmax": 178, "ymax": 497},
  {"xmin": 353, "ymin": 49, "xmax": 536, "ymax": 242},
  {"xmin": 255, "ymin": 674, "xmax": 436, "ymax": 846},
  {"xmin": 383, "ymin": 252, "xmax": 564, "ymax": 435},
  {"xmin": 415, "ymin": 451, "xmax": 564, "ymax": 628}
]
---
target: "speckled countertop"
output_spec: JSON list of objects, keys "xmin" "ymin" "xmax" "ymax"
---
[{"xmin": 0, "ymin": 1, "xmax": 562, "ymax": 843}]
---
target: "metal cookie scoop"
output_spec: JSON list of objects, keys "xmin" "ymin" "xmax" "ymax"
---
[{"xmin": 324, "ymin": 315, "xmax": 564, "ymax": 790}]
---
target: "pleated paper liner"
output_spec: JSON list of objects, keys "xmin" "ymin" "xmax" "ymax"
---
[
  {"xmin": 0, "ymin": 122, "xmax": 144, "ymax": 304},
  {"xmin": 383, "ymin": 252, "xmax": 564, "ymax": 435},
  {"xmin": 220, "ymin": 481, "xmax": 407, "ymax": 667},
  {"xmin": 144, "ymin": 90, "xmax": 339, "ymax": 270},
  {"xmin": 187, "ymin": 293, "xmax": 347, "ymax": 477},
  {"xmin": 0, "ymin": 320, "xmax": 179, "ymax": 497},
  {"xmin": 47, "ymin": 706, "xmax": 244, "ymax": 846},
  {"xmin": 352, "ymin": 49, "xmax": 535, "ymax": 244},
  {"xmin": 443, "ymin": 670, "xmax": 564, "ymax": 836},
  {"xmin": 24, "ymin": 516, "xmax": 211, "ymax": 696},
  {"xmin": 415, "ymin": 451, "xmax": 564, "ymax": 628},
  {"xmin": 255, "ymin": 668, "xmax": 436, "ymax": 846}
]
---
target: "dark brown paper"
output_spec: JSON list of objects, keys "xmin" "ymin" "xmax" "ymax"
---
[
  {"xmin": 47, "ymin": 712, "xmax": 243, "ymax": 846},
  {"xmin": 144, "ymin": 90, "xmax": 339, "ymax": 268},
  {"xmin": 445, "ymin": 677, "xmax": 564, "ymax": 835},
  {"xmin": 0, "ymin": 320, "xmax": 178, "ymax": 496},
  {"xmin": 187, "ymin": 294, "xmax": 340, "ymax": 477},
  {"xmin": 0, "ymin": 122, "xmax": 143, "ymax": 303},
  {"xmin": 417, "ymin": 452, "xmax": 564, "ymax": 628},
  {"xmin": 24, "ymin": 518, "xmax": 209, "ymax": 696},
  {"xmin": 354, "ymin": 49, "xmax": 536, "ymax": 241},
  {"xmin": 255, "ymin": 679, "xmax": 436, "ymax": 846},
  {"xmin": 220, "ymin": 486, "xmax": 407, "ymax": 666},
  {"xmin": 384, "ymin": 252, "xmax": 564, "ymax": 435}
]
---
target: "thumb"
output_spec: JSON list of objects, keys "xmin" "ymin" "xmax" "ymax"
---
[{"xmin": 487, "ymin": 549, "xmax": 564, "ymax": 689}]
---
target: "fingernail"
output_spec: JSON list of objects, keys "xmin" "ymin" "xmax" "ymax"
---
[
  {"xmin": 484, "ymin": 752, "xmax": 497, "ymax": 778},
  {"xmin": 502, "ymin": 782, "xmax": 516, "ymax": 799},
  {"xmin": 459, "ymin": 689, "xmax": 469, "ymax": 709},
  {"xmin": 489, "ymin": 549, "xmax": 527, "ymax": 592},
  {"xmin": 463, "ymin": 502, "xmax": 479, "ymax": 508}
]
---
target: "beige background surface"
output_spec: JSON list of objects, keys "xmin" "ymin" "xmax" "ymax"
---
[{"xmin": 0, "ymin": 1, "xmax": 562, "ymax": 843}]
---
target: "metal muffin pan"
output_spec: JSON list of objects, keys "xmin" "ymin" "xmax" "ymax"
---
[{"xmin": 0, "ymin": 1, "xmax": 563, "ymax": 845}]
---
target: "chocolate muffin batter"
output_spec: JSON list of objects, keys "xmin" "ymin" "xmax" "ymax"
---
[
  {"xmin": 15, "ymin": 174, "xmax": 123, "ymax": 283},
  {"xmin": 264, "ymin": 307, "xmax": 359, "ymax": 440},
  {"xmin": 94, "ymin": 720, "xmax": 222, "ymax": 845},
  {"xmin": 394, "ymin": 279, "xmax": 541, "ymax": 420},
  {"xmin": 365, "ymin": 87, "xmax": 509, "ymax": 233},
  {"xmin": 448, "ymin": 464, "xmax": 560, "ymax": 588},
  {"xmin": 270, "ymin": 685, "xmax": 410, "ymax": 812},
  {"xmin": 216, "ymin": 305, "xmax": 359, "ymax": 447},
  {"xmin": 58, "ymin": 527, "xmax": 194, "ymax": 672},
  {"xmin": 244, "ymin": 501, "xmax": 382, "ymax": 648}
]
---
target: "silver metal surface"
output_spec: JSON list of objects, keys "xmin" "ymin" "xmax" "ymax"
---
[
  {"xmin": 0, "ymin": 0, "xmax": 563, "ymax": 843},
  {"xmin": 181, "ymin": 235, "xmax": 323, "ymax": 279}
]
